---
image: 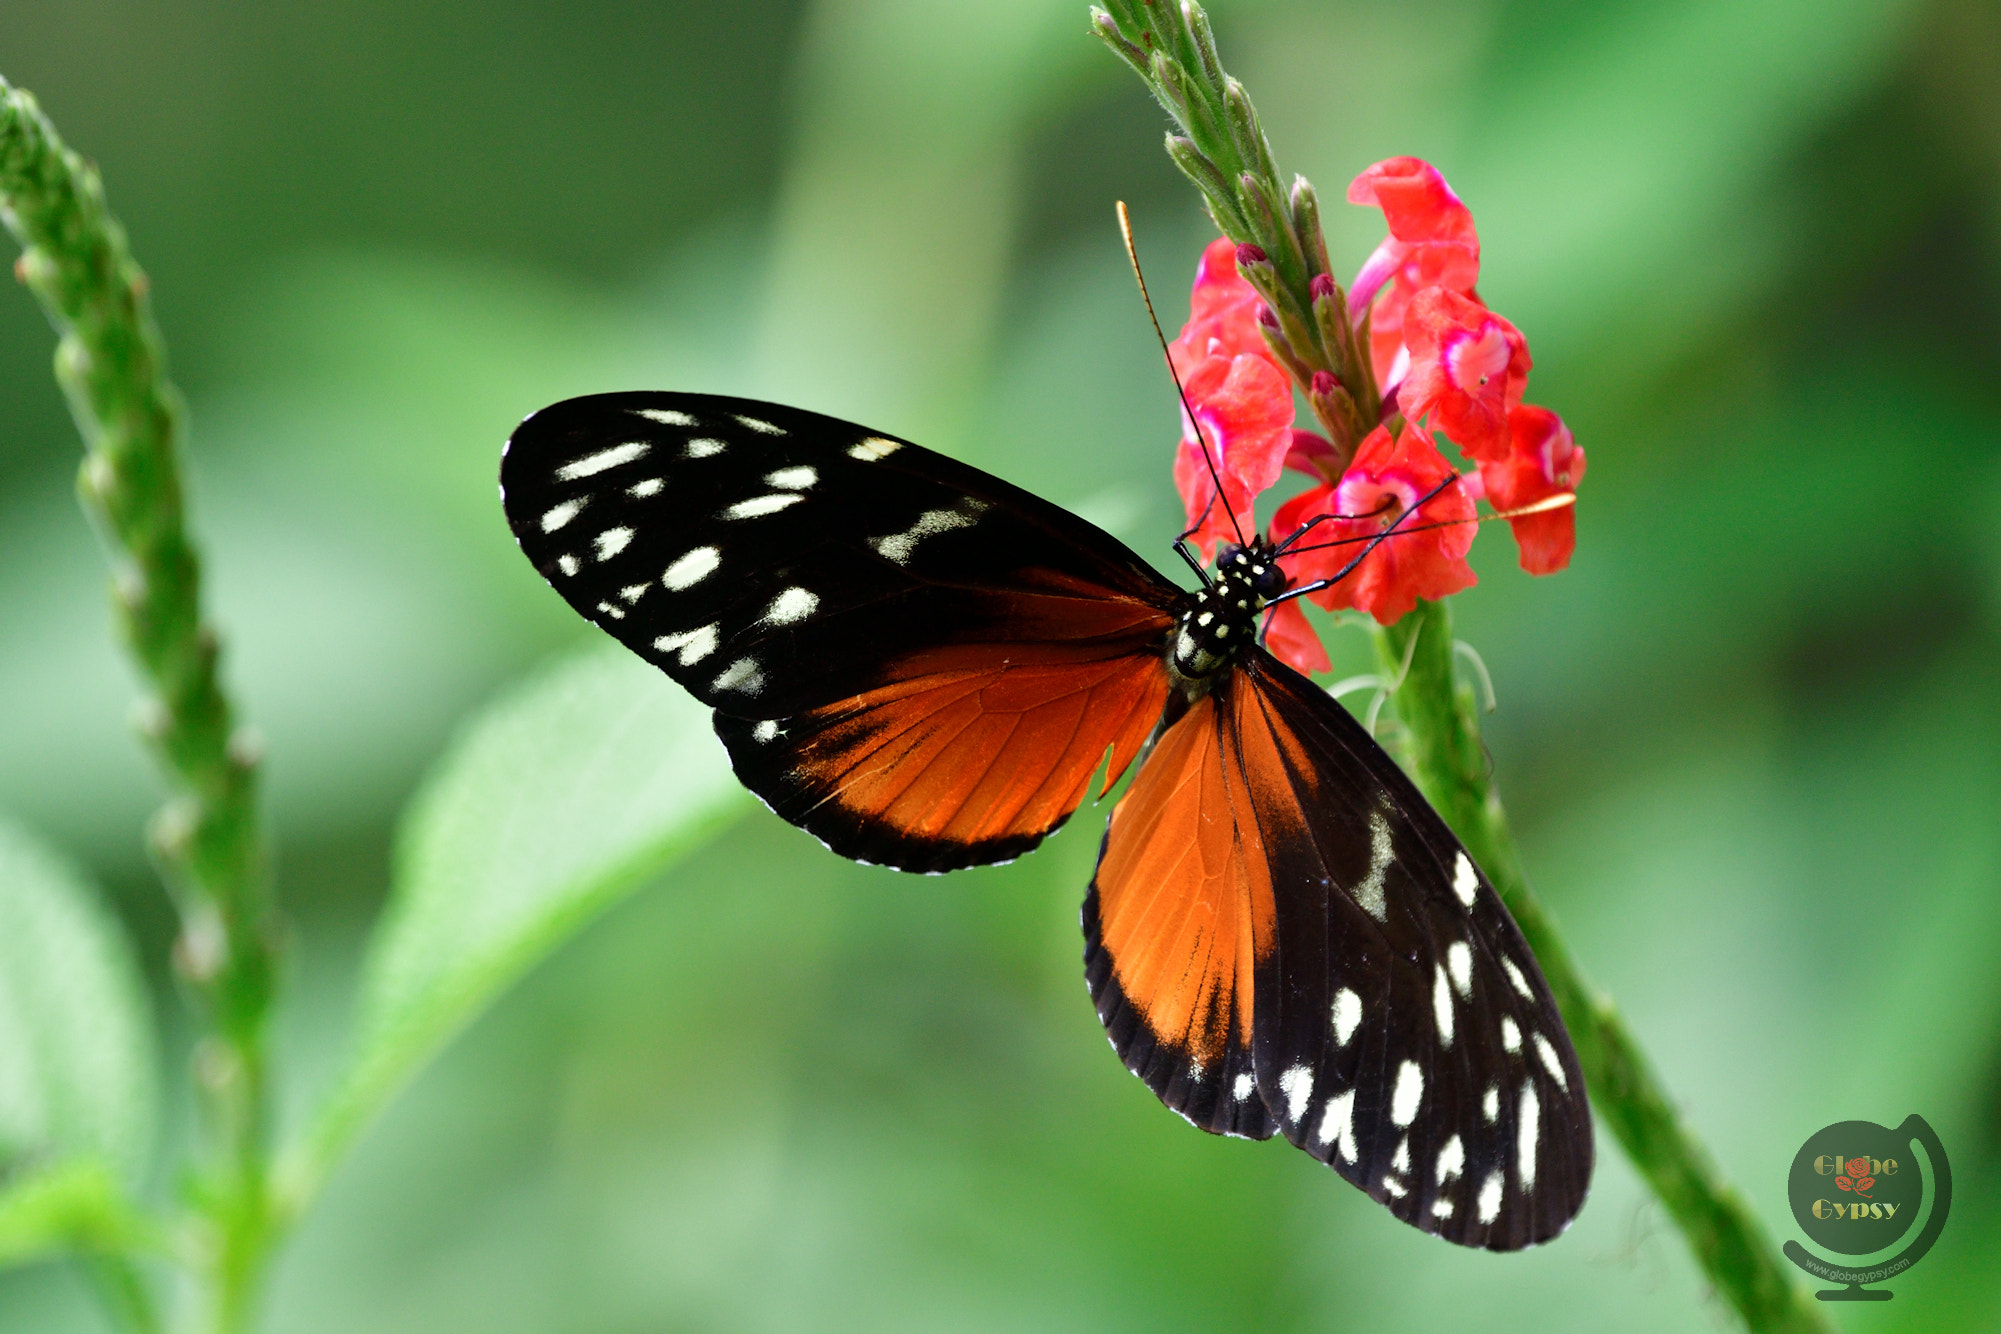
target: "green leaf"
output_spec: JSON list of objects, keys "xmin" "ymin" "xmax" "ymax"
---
[
  {"xmin": 284, "ymin": 643, "xmax": 745, "ymax": 1208},
  {"xmin": 0, "ymin": 818, "xmax": 157, "ymax": 1188},
  {"xmin": 0, "ymin": 1158, "xmax": 156, "ymax": 1266}
]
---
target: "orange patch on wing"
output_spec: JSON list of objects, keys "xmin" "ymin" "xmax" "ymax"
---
[
  {"xmin": 1092, "ymin": 693, "xmax": 1276, "ymax": 1066},
  {"xmin": 789, "ymin": 636, "xmax": 1171, "ymax": 850}
]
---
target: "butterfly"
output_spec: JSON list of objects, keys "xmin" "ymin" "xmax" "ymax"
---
[{"xmin": 499, "ymin": 390, "xmax": 1592, "ymax": 1249}]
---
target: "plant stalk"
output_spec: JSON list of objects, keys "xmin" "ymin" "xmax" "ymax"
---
[
  {"xmin": 1377, "ymin": 601, "xmax": 1834, "ymax": 1333},
  {"xmin": 0, "ymin": 77, "xmax": 278, "ymax": 1334}
]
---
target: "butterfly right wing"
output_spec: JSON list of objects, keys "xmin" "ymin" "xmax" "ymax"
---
[
  {"xmin": 501, "ymin": 391, "xmax": 1183, "ymax": 873},
  {"xmin": 1085, "ymin": 655, "xmax": 1591, "ymax": 1246}
]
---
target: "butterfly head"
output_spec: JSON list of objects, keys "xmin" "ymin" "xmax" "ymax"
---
[{"xmin": 1170, "ymin": 539, "xmax": 1290, "ymax": 687}]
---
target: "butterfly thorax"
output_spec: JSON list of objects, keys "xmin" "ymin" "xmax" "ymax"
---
[{"xmin": 1169, "ymin": 540, "xmax": 1289, "ymax": 690}]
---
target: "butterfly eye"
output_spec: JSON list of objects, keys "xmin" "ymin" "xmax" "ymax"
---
[{"xmin": 1250, "ymin": 562, "xmax": 1288, "ymax": 600}]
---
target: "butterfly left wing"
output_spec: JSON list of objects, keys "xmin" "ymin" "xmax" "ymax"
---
[
  {"xmin": 501, "ymin": 391, "xmax": 1180, "ymax": 874},
  {"xmin": 1088, "ymin": 650, "xmax": 1592, "ymax": 1249}
]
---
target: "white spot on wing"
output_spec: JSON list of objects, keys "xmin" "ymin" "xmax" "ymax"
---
[
  {"xmin": 849, "ymin": 436, "xmax": 901, "ymax": 460},
  {"xmin": 1483, "ymin": 1085, "xmax": 1500, "ymax": 1122},
  {"xmin": 1436, "ymin": 1134, "xmax": 1465, "ymax": 1183},
  {"xmin": 1447, "ymin": 941, "xmax": 1473, "ymax": 998},
  {"xmin": 1477, "ymin": 1170, "xmax": 1503, "ymax": 1223},
  {"xmin": 540, "ymin": 499, "xmax": 584, "ymax": 533},
  {"xmin": 1433, "ymin": 965, "xmax": 1455, "ymax": 1047},
  {"xmin": 1316, "ymin": 1090, "xmax": 1357, "ymax": 1162},
  {"xmin": 869, "ymin": 499, "xmax": 988, "ymax": 564},
  {"xmin": 1331, "ymin": 988, "xmax": 1362, "ymax": 1046},
  {"xmin": 664, "ymin": 546, "xmax": 720, "ymax": 589},
  {"xmin": 594, "ymin": 526, "xmax": 634, "ymax": 560},
  {"xmin": 1352, "ymin": 808, "xmax": 1394, "ymax": 921},
  {"xmin": 1232, "ymin": 1073, "xmax": 1255, "ymax": 1103},
  {"xmin": 636, "ymin": 407, "xmax": 696, "ymax": 426},
  {"xmin": 556, "ymin": 554, "xmax": 580, "ymax": 576},
  {"xmin": 734, "ymin": 414, "xmax": 783, "ymax": 435},
  {"xmin": 712, "ymin": 657, "xmax": 764, "ymax": 694},
  {"xmin": 1534, "ymin": 1032, "xmax": 1570, "ymax": 1093},
  {"xmin": 725, "ymin": 493, "xmax": 802, "ymax": 519},
  {"xmin": 1391, "ymin": 1135, "xmax": 1411, "ymax": 1173},
  {"xmin": 1518, "ymin": 1085, "xmax": 1541, "ymax": 1192},
  {"xmin": 752, "ymin": 719, "xmax": 779, "ymax": 742},
  {"xmin": 1502, "ymin": 957, "xmax": 1534, "ymax": 999},
  {"xmin": 1390, "ymin": 1060, "xmax": 1424, "ymax": 1127},
  {"xmin": 685, "ymin": 437, "xmax": 726, "ymax": 458},
  {"xmin": 765, "ymin": 465, "xmax": 817, "ymax": 489},
  {"xmin": 628, "ymin": 477, "xmax": 663, "ymax": 498},
  {"xmin": 1501, "ymin": 1016, "xmax": 1522, "ymax": 1053},
  {"xmin": 1382, "ymin": 1177, "xmax": 1408, "ymax": 1199},
  {"xmin": 653, "ymin": 624, "xmax": 718, "ymax": 665},
  {"xmin": 1278, "ymin": 1064, "xmax": 1314, "ymax": 1123},
  {"xmin": 761, "ymin": 587, "xmax": 818, "ymax": 625},
  {"xmin": 557, "ymin": 440, "xmax": 649, "ymax": 480},
  {"xmin": 1432, "ymin": 1197, "xmax": 1455, "ymax": 1219},
  {"xmin": 1453, "ymin": 852, "xmax": 1479, "ymax": 907}
]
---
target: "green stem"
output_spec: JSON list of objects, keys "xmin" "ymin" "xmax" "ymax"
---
[
  {"xmin": 0, "ymin": 77, "xmax": 278, "ymax": 1333},
  {"xmin": 1378, "ymin": 601, "xmax": 1833, "ymax": 1333}
]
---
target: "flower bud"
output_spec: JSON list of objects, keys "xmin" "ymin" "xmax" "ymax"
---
[
  {"xmin": 1166, "ymin": 136, "xmax": 1248, "ymax": 235},
  {"xmin": 1089, "ymin": 8, "xmax": 1147, "ymax": 71},
  {"xmin": 1291, "ymin": 176, "xmax": 1333, "ymax": 279}
]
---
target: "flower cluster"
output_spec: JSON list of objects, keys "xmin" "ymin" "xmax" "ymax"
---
[{"xmin": 1168, "ymin": 157, "xmax": 1584, "ymax": 673}]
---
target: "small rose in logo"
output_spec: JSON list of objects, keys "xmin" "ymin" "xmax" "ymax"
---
[{"xmin": 1837, "ymin": 1156, "xmax": 1876, "ymax": 1196}]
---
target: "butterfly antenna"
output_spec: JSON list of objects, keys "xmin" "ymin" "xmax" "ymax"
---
[
  {"xmin": 1281, "ymin": 491, "xmax": 1576, "ymax": 560},
  {"xmin": 1267, "ymin": 472, "xmax": 1471, "ymax": 606},
  {"xmin": 1118, "ymin": 202, "xmax": 1246, "ymax": 554}
]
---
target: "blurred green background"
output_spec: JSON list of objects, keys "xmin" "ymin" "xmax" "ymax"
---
[{"xmin": 3, "ymin": 0, "xmax": 1999, "ymax": 1328}]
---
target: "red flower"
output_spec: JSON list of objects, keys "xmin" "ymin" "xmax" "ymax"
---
[
  {"xmin": 1163, "ymin": 175, "xmax": 1578, "ymax": 672},
  {"xmin": 1169, "ymin": 238, "xmax": 1295, "ymax": 560},
  {"xmin": 1347, "ymin": 158, "xmax": 1480, "ymax": 389},
  {"xmin": 1481, "ymin": 405, "xmax": 1585, "ymax": 575},
  {"xmin": 1262, "ymin": 598, "xmax": 1331, "ymax": 674},
  {"xmin": 1272, "ymin": 421, "xmax": 1478, "ymax": 627},
  {"xmin": 1400, "ymin": 287, "xmax": 1530, "ymax": 461}
]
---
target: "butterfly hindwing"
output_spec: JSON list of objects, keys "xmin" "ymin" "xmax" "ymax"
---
[
  {"xmin": 1086, "ymin": 651, "xmax": 1591, "ymax": 1248},
  {"xmin": 1233, "ymin": 653, "xmax": 1590, "ymax": 1247},
  {"xmin": 501, "ymin": 392, "xmax": 1180, "ymax": 873},
  {"xmin": 1084, "ymin": 692, "xmax": 1277, "ymax": 1140}
]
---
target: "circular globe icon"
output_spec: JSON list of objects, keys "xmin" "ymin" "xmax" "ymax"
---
[{"xmin": 1788, "ymin": 1120, "xmax": 1920, "ymax": 1255}]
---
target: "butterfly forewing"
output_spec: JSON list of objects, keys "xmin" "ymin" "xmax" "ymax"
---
[{"xmin": 501, "ymin": 392, "xmax": 1180, "ymax": 872}]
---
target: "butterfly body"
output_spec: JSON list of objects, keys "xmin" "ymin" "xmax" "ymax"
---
[
  {"xmin": 1169, "ymin": 540, "xmax": 1288, "ymax": 687},
  {"xmin": 500, "ymin": 390, "xmax": 1592, "ymax": 1249}
]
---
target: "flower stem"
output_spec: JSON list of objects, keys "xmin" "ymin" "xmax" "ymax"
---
[
  {"xmin": 1377, "ymin": 600, "xmax": 1833, "ymax": 1333},
  {"xmin": 0, "ymin": 77, "xmax": 278, "ymax": 1333},
  {"xmin": 1094, "ymin": 0, "xmax": 1378, "ymax": 455}
]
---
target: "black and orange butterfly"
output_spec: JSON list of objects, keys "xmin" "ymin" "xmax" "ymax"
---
[{"xmin": 499, "ymin": 391, "xmax": 1592, "ymax": 1249}]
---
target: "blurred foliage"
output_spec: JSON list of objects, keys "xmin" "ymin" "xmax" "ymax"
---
[{"xmin": 1, "ymin": 0, "xmax": 1997, "ymax": 1329}]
